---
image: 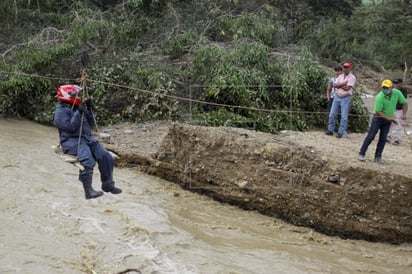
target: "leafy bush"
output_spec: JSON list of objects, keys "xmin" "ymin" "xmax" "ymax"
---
[
  {"xmin": 0, "ymin": 74, "xmax": 53, "ymax": 123},
  {"xmin": 0, "ymin": 0, "xmax": 383, "ymax": 135},
  {"xmin": 163, "ymin": 30, "xmax": 198, "ymax": 58},
  {"xmin": 191, "ymin": 40, "xmax": 269, "ymax": 109},
  {"xmin": 191, "ymin": 108, "xmax": 250, "ymax": 127},
  {"xmin": 189, "ymin": 45, "xmax": 369, "ymax": 134},
  {"xmin": 207, "ymin": 11, "xmax": 278, "ymax": 46},
  {"xmin": 304, "ymin": 1, "xmax": 412, "ymax": 70},
  {"xmin": 86, "ymin": 60, "xmax": 180, "ymax": 125},
  {"xmin": 348, "ymin": 92, "xmax": 370, "ymax": 133}
]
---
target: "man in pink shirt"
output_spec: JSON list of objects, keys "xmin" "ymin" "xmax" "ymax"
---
[{"xmin": 326, "ymin": 62, "xmax": 357, "ymax": 138}]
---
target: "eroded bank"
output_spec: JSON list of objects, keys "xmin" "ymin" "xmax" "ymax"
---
[{"xmin": 106, "ymin": 122, "xmax": 412, "ymax": 243}]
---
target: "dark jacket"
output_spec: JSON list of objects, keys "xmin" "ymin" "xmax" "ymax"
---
[
  {"xmin": 53, "ymin": 102, "xmax": 96, "ymax": 151},
  {"xmin": 396, "ymin": 87, "xmax": 408, "ymax": 110}
]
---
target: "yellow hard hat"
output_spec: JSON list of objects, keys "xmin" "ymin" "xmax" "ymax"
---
[{"xmin": 381, "ymin": 79, "xmax": 393, "ymax": 88}]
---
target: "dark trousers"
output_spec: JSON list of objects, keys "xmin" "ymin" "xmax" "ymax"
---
[
  {"xmin": 359, "ymin": 116, "xmax": 391, "ymax": 158},
  {"xmin": 64, "ymin": 139, "xmax": 114, "ymax": 188}
]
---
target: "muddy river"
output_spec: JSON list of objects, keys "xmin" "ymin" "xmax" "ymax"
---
[{"xmin": 1, "ymin": 119, "xmax": 411, "ymax": 274}]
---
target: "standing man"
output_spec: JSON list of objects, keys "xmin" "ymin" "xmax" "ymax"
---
[
  {"xmin": 326, "ymin": 62, "xmax": 357, "ymax": 138},
  {"xmin": 326, "ymin": 65, "xmax": 343, "ymax": 113},
  {"xmin": 54, "ymin": 84, "xmax": 122, "ymax": 199},
  {"xmin": 358, "ymin": 79, "xmax": 408, "ymax": 164},
  {"xmin": 387, "ymin": 78, "xmax": 408, "ymax": 145}
]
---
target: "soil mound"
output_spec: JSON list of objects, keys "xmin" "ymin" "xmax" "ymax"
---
[{"xmin": 104, "ymin": 122, "xmax": 412, "ymax": 243}]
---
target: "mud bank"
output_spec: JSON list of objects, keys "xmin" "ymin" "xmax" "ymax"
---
[{"xmin": 104, "ymin": 122, "xmax": 412, "ymax": 243}]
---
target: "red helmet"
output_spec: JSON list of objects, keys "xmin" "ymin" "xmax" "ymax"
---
[{"xmin": 56, "ymin": 85, "xmax": 82, "ymax": 105}]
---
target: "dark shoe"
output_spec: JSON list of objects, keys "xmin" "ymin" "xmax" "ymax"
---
[
  {"xmin": 336, "ymin": 133, "xmax": 342, "ymax": 138},
  {"xmin": 392, "ymin": 140, "xmax": 400, "ymax": 146},
  {"xmin": 84, "ymin": 188, "xmax": 104, "ymax": 199},
  {"xmin": 103, "ymin": 186, "xmax": 122, "ymax": 194},
  {"xmin": 326, "ymin": 131, "xmax": 333, "ymax": 136}
]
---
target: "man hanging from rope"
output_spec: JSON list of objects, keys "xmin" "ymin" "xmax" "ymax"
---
[{"xmin": 53, "ymin": 84, "xmax": 122, "ymax": 199}]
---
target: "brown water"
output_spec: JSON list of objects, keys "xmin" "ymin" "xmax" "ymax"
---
[{"xmin": 1, "ymin": 119, "xmax": 411, "ymax": 274}]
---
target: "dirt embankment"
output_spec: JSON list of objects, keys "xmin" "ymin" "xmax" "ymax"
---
[{"xmin": 104, "ymin": 121, "xmax": 412, "ymax": 243}]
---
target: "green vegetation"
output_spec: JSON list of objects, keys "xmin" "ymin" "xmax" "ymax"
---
[
  {"xmin": 305, "ymin": 0, "xmax": 412, "ymax": 71},
  {"xmin": 0, "ymin": 0, "xmax": 410, "ymax": 134}
]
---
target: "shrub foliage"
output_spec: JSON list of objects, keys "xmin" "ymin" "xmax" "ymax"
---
[{"xmin": 0, "ymin": 0, "xmax": 405, "ymax": 134}]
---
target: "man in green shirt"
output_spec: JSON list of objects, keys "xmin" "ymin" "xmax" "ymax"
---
[{"xmin": 358, "ymin": 79, "xmax": 408, "ymax": 164}]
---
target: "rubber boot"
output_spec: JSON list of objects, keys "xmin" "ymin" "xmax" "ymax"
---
[
  {"xmin": 102, "ymin": 183, "xmax": 122, "ymax": 195},
  {"xmin": 79, "ymin": 168, "xmax": 104, "ymax": 200}
]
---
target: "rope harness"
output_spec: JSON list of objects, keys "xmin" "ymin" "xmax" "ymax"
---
[
  {"xmin": 76, "ymin": 68, "xmax": 87, "ymax": 159},
  {"xmin": 72, "ymin": 51, "xmax": 94, "ymax": 159}
]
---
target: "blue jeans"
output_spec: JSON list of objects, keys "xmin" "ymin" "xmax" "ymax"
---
[
  {"xmin": 328, "ymin": 96, "xmax": 351, "ymax": 135},
  {"xmin": 359, "ymin": 116, "xmax": 391, "ymax": 158}
]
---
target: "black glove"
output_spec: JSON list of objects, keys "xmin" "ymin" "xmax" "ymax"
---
[
  {"xmin": 84, "ymin": 98, "xmax": 94, "ymax": 110},
  {"xmin": 78, "ymin": 103, "xmax": 85, "ymax": 113}
]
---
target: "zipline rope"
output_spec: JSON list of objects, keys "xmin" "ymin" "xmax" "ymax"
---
[
  {"xmin": 76, "ymin": 68, "xmax": 87, "ymax": 159},
  {"xmin": 0, "ymin": 69, "xmax": 374, "ymax": 117}
]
